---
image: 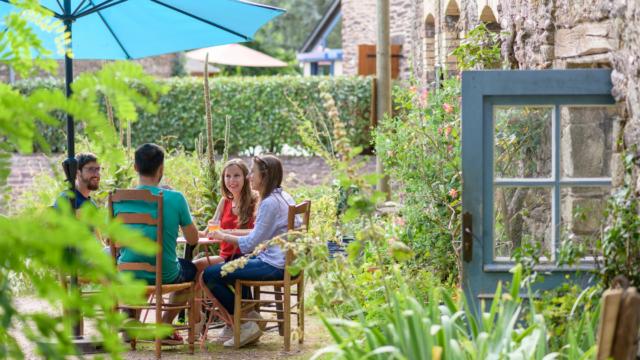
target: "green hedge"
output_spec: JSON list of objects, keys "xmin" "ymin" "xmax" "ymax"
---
[{"xmin": 14, "ymin": 76, "xmax": 373, "ymax": 154}]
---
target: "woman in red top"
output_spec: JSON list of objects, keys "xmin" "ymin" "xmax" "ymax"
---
[
  {"xmin": 195, "ymin": 159, "xmax": 257, "ymax": 271},
  {"xmin": 193, "ymin": 159, "xmax": 258, "ymax": 339}
]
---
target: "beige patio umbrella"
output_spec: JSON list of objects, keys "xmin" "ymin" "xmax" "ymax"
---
[{"xmin": 185, "ymin": 43, "xmax": 287, "ymax": 67}]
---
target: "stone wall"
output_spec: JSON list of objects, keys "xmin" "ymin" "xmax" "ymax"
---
[
  {"xmin": 390, "ymin": 0, "xmax": 425, "ymax": 80},
  {"xmin": 341, "ymin": 0, "xmax": 377, "ymax": 76},
  {"xmin": 497, "ymin": 0, "xmax": 640, "ymax": 192},
  {"xmin": 341, "ymin": 0, "xmax": 426, "ymax": 80}
]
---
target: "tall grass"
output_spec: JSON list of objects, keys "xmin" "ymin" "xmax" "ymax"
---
[{"xmin": 313, "ymin": 265, "xmax": 598, "ymax": 360}]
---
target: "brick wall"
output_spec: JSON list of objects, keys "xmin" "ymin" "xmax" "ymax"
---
[{"xmin": 0, "ymin": 53, "xmax": 179, "ymax": 82}]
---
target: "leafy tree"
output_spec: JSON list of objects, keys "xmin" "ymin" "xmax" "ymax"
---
[
  {"xmin": 218, "ymin": 0, "xmax": 336, "ymax": 76},
  {"xmin": 0, "ymin": 1, "xmax": 168, "ymax": 358}
]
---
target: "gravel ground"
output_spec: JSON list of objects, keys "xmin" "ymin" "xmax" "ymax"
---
[{"xmin": 13, "ymin": 295, "xmax": 331, "ymax": 360}]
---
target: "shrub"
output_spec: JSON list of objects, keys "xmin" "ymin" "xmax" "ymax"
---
[
  {"xmin": 313, "ymin": 266, "xmax": 599, "ymax": 360},
  {"xmin": 376, "ymin": 77, "xmax": 462, "ymax": 281},
  {"xmin": 601, "ymin": 151, "xmax": 640, "ymax": 287},
  {"xmin": 14, "ymin": 76, "xmax": 374, "ymax": 155}
]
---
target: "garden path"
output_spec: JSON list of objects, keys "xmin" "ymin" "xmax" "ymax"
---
[{"xmin": 13, "ymin": 295, "xmax": 330, "ymax": 359}]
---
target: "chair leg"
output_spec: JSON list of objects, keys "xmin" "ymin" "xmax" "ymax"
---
[
  {"xmin": 284, "ymin": 283, "xmax": 291, "ymax": 352},
  {"xmin": 298, "ymin": 277, "xmax": 304, "ymax": 344},
  {"xmin": 253, "ymin": 286, "xmax": 261, "ymax": 313},
  {"xmin": 131, "ymin": 309, "xmax": 140, "ymax": 350},
  {"xmin": 234, "ymin": 282, "xmax": 242, "ymax": 349},
  {"xmin": 274, "ymin": 286, "xmax": 284, "ymax": 336},
  {"xmin": 188, "ymin": 284, "xmax": 195, "ymax": 354},
  {"xmin": 156, "ymin": 292, "xmax": 162, "ymax": 359}
]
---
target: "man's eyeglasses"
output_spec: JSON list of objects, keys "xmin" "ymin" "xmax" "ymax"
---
[{"xmin": 83, "ymin": 166, "xmax": 101, "ymax": 174}]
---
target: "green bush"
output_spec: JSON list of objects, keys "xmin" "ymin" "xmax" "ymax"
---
[
  {"xmin": 313, "ymin": 266, "xmax": 599, "ymax": 360},
  {"xmin": 376, "ymin": 77, "xmax": 462, "ymax": 281},
  {"xmin": 14, "ymin": 76, "xmax": 374, "ymax": 155}
]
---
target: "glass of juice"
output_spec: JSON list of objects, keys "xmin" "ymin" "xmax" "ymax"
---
[{"xmin": 208, "ymin": 223, "xmax": 220, "ymax": 232}]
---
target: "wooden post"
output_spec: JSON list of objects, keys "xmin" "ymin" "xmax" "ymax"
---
[
  {"xmin": 597, "ymin": 282, "xmax": 640, "ymax": 360},
  {"xmin": 376, "ymin": 0, "xmax": 391, "ymax": 198},
  {"xmin": 370, "ymin": 77, "xmax": 377, "ymax": 127}
]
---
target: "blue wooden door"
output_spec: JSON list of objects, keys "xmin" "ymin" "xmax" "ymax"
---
[{"xmin": 461, "ymin": 70, "xmax": 616, "ymax": 310}]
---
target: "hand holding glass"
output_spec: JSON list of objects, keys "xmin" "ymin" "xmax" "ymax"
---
[
  {"xmin": 207, "ymin": 219, "xmax": 220, "ymax": 232},
  {"xmin": 208, "ymin": 230, "xmax": 225, "ymax": 241}
]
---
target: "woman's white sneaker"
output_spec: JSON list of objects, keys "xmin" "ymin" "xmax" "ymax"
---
[
  {"xmin": 223, "ymin": 321, "xmax": 262, "ymax": 347},
  {"xmin": 247, "ymin": 310, "xmax": 266, "ymax": 331},
  {"xmin": 215, "ymin": 325, "xmax": 234, "ymax": 344}
]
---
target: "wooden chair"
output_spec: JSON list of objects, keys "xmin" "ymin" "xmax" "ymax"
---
[
  {"xmin": 108, "ymin": 189, "xmax": 195, "ymax": 359},
  {"xmin": 233, "ymin": 200, "xmax": 311, "ymax": 351}
]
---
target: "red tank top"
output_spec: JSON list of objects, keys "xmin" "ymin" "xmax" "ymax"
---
[{"xmin": 219, "ymin": 198, "xmax": 255, "ymax": 260}]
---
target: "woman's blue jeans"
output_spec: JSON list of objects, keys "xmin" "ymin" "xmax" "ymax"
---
[{"xmin": 203, "ymin": 258, "xmax": 284, "ymax": 314}]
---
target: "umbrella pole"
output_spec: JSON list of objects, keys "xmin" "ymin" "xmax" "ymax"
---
[
  {"xmin": 58, "ymin": 7, "xmax": 104, "ymax": 353},
  {"xmin": 59, "ymin": 7, "xmax": 83, "ymax": 340}
]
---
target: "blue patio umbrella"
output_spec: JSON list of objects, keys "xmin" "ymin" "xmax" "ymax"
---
[{"xmin": 0, "ymin": 0, "xmax": 284, "ymax": 186}]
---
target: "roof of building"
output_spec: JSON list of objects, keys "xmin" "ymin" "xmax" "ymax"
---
[{"xmin": 298, "ymin": 0, "xmax": 341, "ymax": 53}]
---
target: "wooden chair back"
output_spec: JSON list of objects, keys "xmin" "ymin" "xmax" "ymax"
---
[
  {"xmin": 108, "ymin": 189, "xmax": 164, "ymax": 284},
  {"xmin": 284, "ymin": 200, "xmax": 311, "ymax": 280},
  {"xmin": 287, "ymin": 200, "xmax": 311, "ymax": 232}
]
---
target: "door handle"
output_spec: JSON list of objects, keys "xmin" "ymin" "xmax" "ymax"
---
[{"xmin": 462, "ymin": 212, "xmax": 472, "ymax": 262}]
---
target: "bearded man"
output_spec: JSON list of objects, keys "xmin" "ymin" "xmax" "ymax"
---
[{"xmin": 54, "ymin": 152, "xmax": 101, "ymax": 210}]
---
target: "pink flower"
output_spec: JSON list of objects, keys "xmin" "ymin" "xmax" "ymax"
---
[
  {"xmin": 419, "ymin": 88, "xmax": 429, "ymax": 107},
  {"xmin": 445, "ymin": 125, "xmax": 453, "ymax": 137},
  {"xmin": 409, "ymin": 86, "xmax": 417, "ymax": 94},
  {"xmin": 449, "ymin": 188, "xmax": 458, "ymax": 198},
  {"xmin": 443, "ymin": 103, "xmax": 454, "ymax": 114},
  {"xmin": 393, "ymin": 217, "xmax": 406, "ymax": 226}
]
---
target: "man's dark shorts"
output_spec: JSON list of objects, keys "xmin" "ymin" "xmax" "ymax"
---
[{"xmin": 172, "ymin": 258, "xmax": 197, "ymax": 284}]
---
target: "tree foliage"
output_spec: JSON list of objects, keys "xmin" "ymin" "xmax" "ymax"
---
[
  {"xmin": 0, "ymin": 1, "xmax": 167, "ymax": 358},
  {"xmin": 218, "ymin": 0, "xmax": 337, "ymax": 76}
]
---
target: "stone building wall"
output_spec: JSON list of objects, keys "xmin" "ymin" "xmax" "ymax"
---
[
  {"xmin": 341, "ymin": 0, "xmax": 377, "ymax": 76},
  {"xmin": 390, "ymin": 0, "xmax": 425, "ymax": 80},
  {"xmin": 0, "ymin": 53, "xmax": 179, "ymax": 83},
  {"xmin": 412, "ymin": 0, "xmax": 638, "ymax": 244},
  {"xmin": 495, "ymin": 0, "xmax": 639, "ymax": 203},
  {"xmin": 341, "ymin": 0, "xmax": 426, "ymax": 80}
]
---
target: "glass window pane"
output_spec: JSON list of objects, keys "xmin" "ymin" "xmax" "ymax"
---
[
  {"xmin": 560, "ymin": 186, "xmax": 611, "ymax": 259},
  {"xmin": 561, "ymin": 106, "xmax": 617, "ymax": 178},
  {"xmin": 494, "ymin": 106, "xmax": 552, "ymax": 179},
  {"xmin": 494, "ymin": 187, "xmax": 552, "ymax": 261}
]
